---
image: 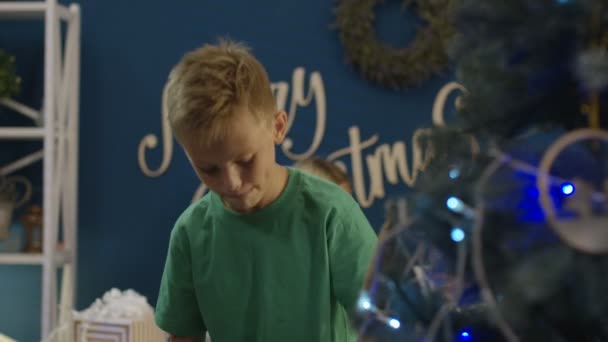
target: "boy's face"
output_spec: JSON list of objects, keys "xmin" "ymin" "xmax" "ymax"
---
[{"xmin": 181, "ymin": 108, "xmax": 287, "ymax": 213}]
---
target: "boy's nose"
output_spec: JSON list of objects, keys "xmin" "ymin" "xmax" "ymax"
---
[{"xmin": 222, "ymin": 165, "xmax": 242, "ymax": 193}]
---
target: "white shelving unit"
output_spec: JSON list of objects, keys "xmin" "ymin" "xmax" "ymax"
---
[{"xmin": 0, "ymin": 1, "xmax": 80, "ymax": 340}]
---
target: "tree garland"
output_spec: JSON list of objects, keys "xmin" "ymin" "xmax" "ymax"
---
[
  {"xmin": 333, "ymin": 0, "xmax": 455, "ymax": 90},
  {"xmin": 0, "ymin": 49, "xmax": 20, "ymax": 98}
]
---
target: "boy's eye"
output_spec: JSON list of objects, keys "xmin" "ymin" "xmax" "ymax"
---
[
  {"xmin": 200, "ymin": 166, "xmax": 218, "ymax": 174},
  {"xmin": 238, "ymin": 155, "xmax": 255, "ymax": 165}
]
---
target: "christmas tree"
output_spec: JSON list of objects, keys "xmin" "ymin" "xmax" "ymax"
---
[{"xmin": 353, "ymin": 1, "xmax": 608, "ymax": 341}]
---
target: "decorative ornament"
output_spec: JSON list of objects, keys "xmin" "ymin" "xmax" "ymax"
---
[
  {"xmin": 537, "ymin": 128, "xmax": 608, "ymax": 254},
  {"xmin": 333, "ymin": 0, "xmax": 455, "ymax": 90},
  {"xmin": 0, "ymin": 49, "xmax": 21, "ymax": 99}
]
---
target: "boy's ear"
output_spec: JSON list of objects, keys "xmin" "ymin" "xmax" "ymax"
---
[{"xmin": 273, "ymin": 110, "xmax": 288, "ymax": 144}]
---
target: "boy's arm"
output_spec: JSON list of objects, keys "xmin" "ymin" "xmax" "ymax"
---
[
  {"xmin": 328, "ymin": 201, "xmax": 378, "ymax": 311},
  {"xmin": 156, "ymin": 224, "xmax": 207, "ymax": 336}
]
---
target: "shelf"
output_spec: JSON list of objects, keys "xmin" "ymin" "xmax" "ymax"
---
[
  {"xmin": 1, "ymin": 1, "xmax": 81, "ymax": 338},
  {"xmin": 0, "ymin": 250, "xmax": 72, "ymax": 266},
  {"xmin": 0, "ymin": 149, "xmax": 44, "ymax": 176},
  {"xmin": 0, "ymin": 127, "xmax": 45, "ymax": 140},
  {"xmin": 0, "ymin": 1, "xmax": 71, "ymax": 20},
  {"xmin": 0, "ymin": 98, "xmax": 42, "ymax": 122}
]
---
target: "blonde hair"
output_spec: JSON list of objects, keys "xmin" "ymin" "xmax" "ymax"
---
[
  {"xmin": 294, "ymin": 157, "xmax": 352, "ymax": 190},
  {"xmin": 165, "ymin": 38, "xmax": 276, "ymax": 145}
]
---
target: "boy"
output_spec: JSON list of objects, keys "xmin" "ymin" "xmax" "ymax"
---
[{"xmin": 155, "ymin": 39, "xmax": 377, "ymax": 342}]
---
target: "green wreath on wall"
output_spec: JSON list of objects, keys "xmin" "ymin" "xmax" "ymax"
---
[
  {"xmin": 333, "ymin": 0, "xmax": 455, "ymax": 90},
  {"xmin": 0, "ymin": 49, "xmax": 21, "ymax": 98}
]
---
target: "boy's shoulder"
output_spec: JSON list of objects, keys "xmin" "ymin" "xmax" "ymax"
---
[
  {"xmin": 171, "ymin": 193, "xmax": 214, "ymax": 234},
  {"xmin": 290, "ymin": 167, "xmax": 358, "ymax": 211}
]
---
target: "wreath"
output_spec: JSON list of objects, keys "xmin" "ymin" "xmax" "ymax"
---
[
  {"xmin": 333, "ymin": 0, "xmax": 455, "ymax": 90},
  {"xmin": 0, "ymin": 49, "xmax": 20, "ymax": 98}
]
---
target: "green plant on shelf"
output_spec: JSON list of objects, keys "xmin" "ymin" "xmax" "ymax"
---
[{"xmin": 0, "ymin": 49, "xmax": 21, "ymax": 99}]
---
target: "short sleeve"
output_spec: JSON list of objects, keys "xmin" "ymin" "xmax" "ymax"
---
[
  {"xmin": 328, "ymin": 200, "xmax": 378, "ymax": 312},
  {"xmin": 155, "ymin": 223, "xmax": 207, "ymax": 336}
]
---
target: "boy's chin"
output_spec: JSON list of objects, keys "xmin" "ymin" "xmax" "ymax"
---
[{"xmin": 223, "ymin": 194, "xmax": 260, "ymax": 213}]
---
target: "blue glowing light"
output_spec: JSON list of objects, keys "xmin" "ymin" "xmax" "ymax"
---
[
  {"xmin": 446, "ymin": 196, "xmax": 464, "ymax": 211},
  {"xmin": 561, "ymin": 182, "xmax": 575, "ymax": 196},
  {"xmin": 451, "ymin": 227, "xmax": 466, "ymax": 242},
  {"xmin": 357, "ymin": 292, "xmax": 372, "ymax": 311},
  {"xmin": 459, "ymin": 330, "xmax": 472, "ymax": 341},
  {"xmin": 449, "ymin": 168, "xmax": 461, "ymax": 180}
]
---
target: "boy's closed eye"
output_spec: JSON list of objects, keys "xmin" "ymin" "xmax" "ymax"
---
[
  {"xmin": 199, "ymin": 166, "xmax": 219, "ymax": 174},
  {"xmin": 198, "ymin": 154, "xmax": 255, "ymax": 174},
  {"xmin": 238, "ymin": 154, "xmax": 255, "ymax": 166}
]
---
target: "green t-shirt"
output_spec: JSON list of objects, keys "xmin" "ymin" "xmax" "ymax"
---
[{"xmin": 155, "ymin": 167, "xmax": 377, "ymax": 342}]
